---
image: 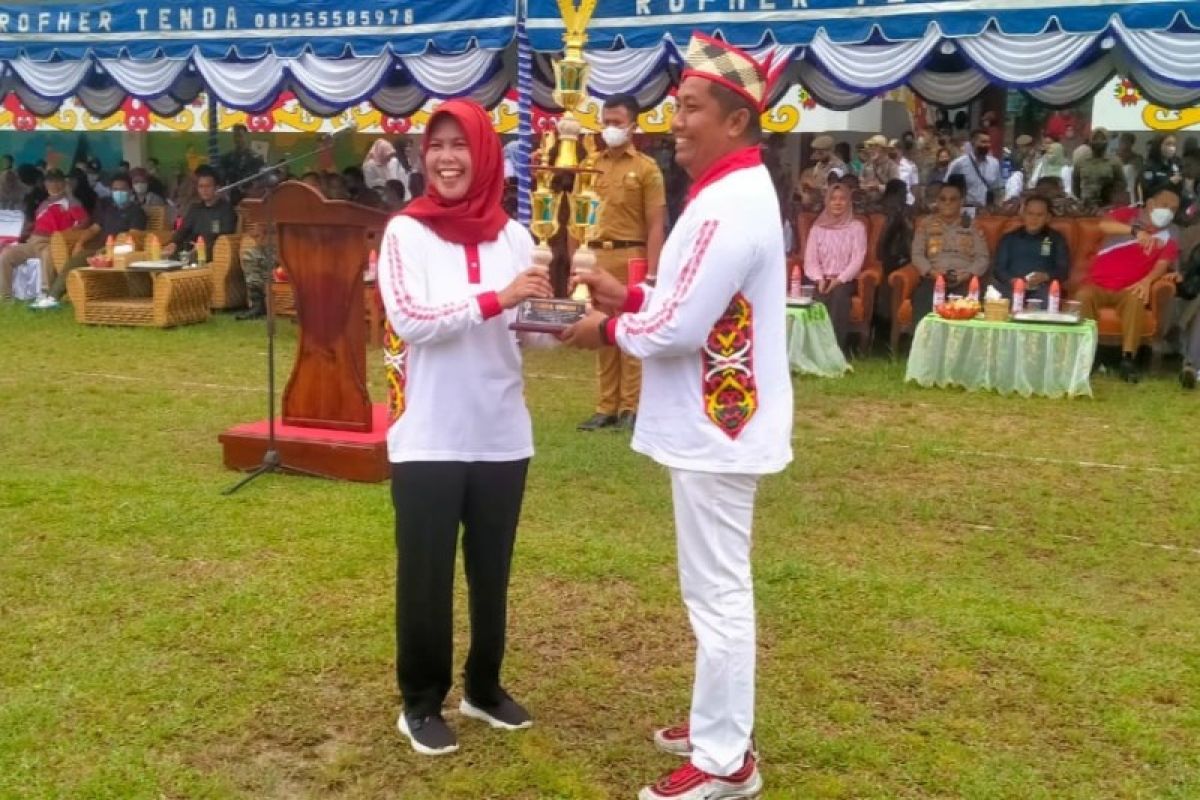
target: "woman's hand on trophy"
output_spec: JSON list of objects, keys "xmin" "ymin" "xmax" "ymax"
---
[
  {"xmin": 570, "ymin": 268, "xmax": 627, "ymax": 315},
  {"xmin": 498, "ymin": 267, "xmax": 554, "ymax": 310}
]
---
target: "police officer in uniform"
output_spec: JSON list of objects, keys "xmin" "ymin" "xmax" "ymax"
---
[
  {"xmin": 910, "ymin": 180, "xmax": 989, "ymax": 322},
  {"xmin": 576, "ymin": 94, "xmax": 666, "ymax": 432}
]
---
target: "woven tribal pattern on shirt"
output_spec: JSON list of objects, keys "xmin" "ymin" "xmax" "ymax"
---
[
  {"xmin": 383, "ymin": 321, "xmax": 408, "ymax": 423},
  {"xmin": 701, "ymin": 292, "xmax": 757, "ymax": 440}
]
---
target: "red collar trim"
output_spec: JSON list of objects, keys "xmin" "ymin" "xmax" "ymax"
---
[{"xmin": 686, "ymin": 146, "xmax": 762, "ymax": 204}]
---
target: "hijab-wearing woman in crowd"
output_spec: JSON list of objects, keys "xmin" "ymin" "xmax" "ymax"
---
[
  {"xmin": 1031, "ymin": 142, "xmax": 1074, "ymax": 196},
  {"xmin": 377, "ymin": 99, "xmax": 554, "ymax": 757},
  {"xmin": 803, "ymin": 182, "xmax": 866, "ymax": 355},
  {"xmin": 363, "ymin": 139, "xmax": 408, "ymax": 194}
]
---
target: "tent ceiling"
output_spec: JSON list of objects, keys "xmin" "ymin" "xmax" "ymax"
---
[{"xmin": 527, "ymin": 0, "xmax": 1200, "ymax": 109}]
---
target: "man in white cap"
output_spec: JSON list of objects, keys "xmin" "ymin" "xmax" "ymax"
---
[
  {"xmin": 798, "ymin": 133, "xmax": 846, "ymax": 209},
  {"xmin": 562, "ymin": 29, "xmax": 794, "ymax": 800},
  {"xmin": 860, "ymin": 133, "xmax": 898, "ymax": 197}
]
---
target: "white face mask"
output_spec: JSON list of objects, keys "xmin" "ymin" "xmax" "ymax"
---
[
  {"xmin": 601, "ymin": 125, "xmax": 630, "ymax": 149},
  {"xmin": 1150, "ymin": 207, "xmax": 1175, "ymax": 228}
]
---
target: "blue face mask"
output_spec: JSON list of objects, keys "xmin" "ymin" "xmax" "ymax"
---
[{"xmin": 112, "ymin": 190, "xmax": 130, "ymax": 206}]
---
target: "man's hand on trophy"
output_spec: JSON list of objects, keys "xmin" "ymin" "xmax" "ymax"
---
[
  {"xmin": 570, "ymin": 268, "xmax": 627, "ymax": 315},
  {"xmin": 498, "ymin": 267, "xmax": 554, "ymax": 310},
  {"xmin": 560, "ymin": 308, "xmax": 609, "ymax": 350}
]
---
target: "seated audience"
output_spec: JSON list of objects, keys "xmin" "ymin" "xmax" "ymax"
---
[
  {"xmin": 803, "ymin": 182, "xmax": 866, "ymax": 354},
  {"xmin": 68, "ymin": 167, "xmax": 98, "ymax": 216},
  {"xmin": 49, "ymin": 173, "xmax": 147, "ymax": 303},
  {"xmin": 0, "ymin": 168, "xmax": 88, "ymax": 299},
  {"xmin": 1075, "ymin": 183, "xmax": 1182, "ymax": 383},
  {"xmin": 162, "ymin": 165, "xmax": 237, "ymax": 258},
  {"xmin": 381, "ymin": 179, "xmax": 408, "ymax": 212},
  {"xmin": 990, "ymin": 195, "xmax": 1070, "ymax": 303},
  {"xmin": 910, "ymin": 180, "xmax": 989, "ymax": 321},
  {"xmin": 299, "ymin": 171, "xmax": 323, "ymax": 193}
]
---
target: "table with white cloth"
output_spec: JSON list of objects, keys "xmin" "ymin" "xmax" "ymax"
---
[
  {"xmin": 905, "ymin": 315, "xmax": 1098, "ymax": 398},
  {"xmin": 786, "ymin": 303, "xmax": 851, "ymax": 378}
]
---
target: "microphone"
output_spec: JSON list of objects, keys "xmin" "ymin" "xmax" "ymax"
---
[{"xmin": 327, "ymin": 122, "xmax": 358, "ymax": 140}]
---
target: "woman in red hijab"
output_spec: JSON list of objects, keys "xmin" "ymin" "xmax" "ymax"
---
[{"xmin": 377, "ymin": 99, "xmax": 553, "ymax": 756}]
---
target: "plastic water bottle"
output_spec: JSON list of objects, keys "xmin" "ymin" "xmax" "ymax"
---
[
  {"xmin": 195, "ymin": 235, "xmax": 207, "ymax": 265},
  {"xmin": 933, "ymin": 273, "xmax": 947, "ymax": 307},
  {"xmin": 1048, "ymin": 280, "xmax": 1061, "ymax": 313},
  {"xmin": 364, "ymin": 250, "xmax": 378, "ymax": 282},
  {"xmin": 967, "ymin": 275, "xmax": 980, "ymax": 302},
  {"xmin": 1012, "ymin": 278, "xmax": 1026, "ymax": 313},
  {"xmin": 104, "ymin": 234, "xmax": 115, "ymax": 260},
  {"xmin": 788, "ymin": 264, "xmax": 802, "ymax": 299},
  {"xmin": 148, "ymin": 234, "xmax": 161, "ymax": 262}
]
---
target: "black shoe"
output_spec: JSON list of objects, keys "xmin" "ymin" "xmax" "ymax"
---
[
  {"xmin": 1119, "ymin": 358, "xmax": 1141, "ymax": 384},
  {"xmin": 1181, "ymin": 365, "xmax": 1197, "ymax": 390},
  {"xmin": 577, "ymin": 413, "xmax": 617, "ymax": 431},
  {"xmin": 236, "ymin": 288, "xmax": 266, "ymax": 321},
  {"xmin": 397, "ymin": 712, "xmax": 459, "ymax": 756},
  {"xmin": 614, "ymin": 411, "xmax": 636, "ymax": 432},
  {"xmin": 460, "ymin": 691, "xmax": 532, "ymax": 731}
]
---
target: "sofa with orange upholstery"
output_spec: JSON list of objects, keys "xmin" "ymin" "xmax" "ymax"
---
[
  {"xmin": 887, "ymin": 215, "xmax": 1177, "ymax": 358},
  {"xmin": 794, "ymin": 211, "xmax": 884, "ymax": 352}
]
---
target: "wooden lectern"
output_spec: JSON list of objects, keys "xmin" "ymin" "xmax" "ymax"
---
[{"xmin": 219, "ymin": 182, "xmax": 393, "ymax": 482}]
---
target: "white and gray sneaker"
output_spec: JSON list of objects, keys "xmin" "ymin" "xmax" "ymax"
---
[
  {"xmin": 638, "ymin": 753, "xmax": 763, "ymax": 800},
  {"xmin": 459, "ymin": 691, "xmax": 532, "ymax": 730},
  {"xmin": 29, "ymin": 294, "xmax": 59, "ymax": 310},
  {"xmin": 397, "ymin": 711, "xmax": 459, "ymax": 756}
]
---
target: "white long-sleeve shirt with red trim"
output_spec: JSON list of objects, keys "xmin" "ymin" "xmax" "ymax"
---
[
  {"xmin": 377, "ymin": 215, "xmax": 536, "ymax": 464},
  {"xmin": 609, "ymin": 162, "xmax": 793, "ymax": 475}
]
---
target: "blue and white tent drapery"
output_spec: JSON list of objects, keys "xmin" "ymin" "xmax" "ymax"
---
[
  {"xmin": 526, "ymin": 0, "xmax": 1200, "ymax": 109},
  {"xmin": 0, "ymin": 0, "xmax": 515, "ymax": 116}
]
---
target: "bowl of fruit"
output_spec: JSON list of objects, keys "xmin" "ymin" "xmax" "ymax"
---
[{"xmin": 935, "ymin": 298, "xmax": 981, "ymax": 320}]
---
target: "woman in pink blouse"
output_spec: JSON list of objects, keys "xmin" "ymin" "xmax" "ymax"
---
[{"xmin": 803, "ymin": 182, "xmax": 866, "ymax": 354}]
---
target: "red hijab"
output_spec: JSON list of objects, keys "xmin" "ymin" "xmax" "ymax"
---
[{"xmin": 401, "ymin": 99, "xmax": 509, "ymax": 245}]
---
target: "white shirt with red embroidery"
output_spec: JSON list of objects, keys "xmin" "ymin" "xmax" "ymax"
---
[
  {"xmin": 610, "ymin": 159, "xmax": 794, "ymax": 475},
  {"xmin": 377, "ymin": 215, "xmax": 536, "ymax": 463}
]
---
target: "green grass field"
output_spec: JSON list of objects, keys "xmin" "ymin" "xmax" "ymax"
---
[{"xmin": 2, "ymin": 305, "xmax": 1199, "ymax": 799}]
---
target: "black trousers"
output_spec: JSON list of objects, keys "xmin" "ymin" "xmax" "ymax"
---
[{"xmin": 391, "ymin": 459, "xmax": 529, "ymax": 718}]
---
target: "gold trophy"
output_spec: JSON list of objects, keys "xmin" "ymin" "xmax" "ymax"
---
[{"xmin": 510, "ymin": 0, "xmax": 603, "ymax": 333}]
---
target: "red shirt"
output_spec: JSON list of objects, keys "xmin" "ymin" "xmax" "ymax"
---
[
  {"xmin": 1088, "ymin": 206, "xmax": 1178, "ymax": 291},
  {"xmin": 31, "ymin": 196, "xmax": 88, "ymax": 236}
]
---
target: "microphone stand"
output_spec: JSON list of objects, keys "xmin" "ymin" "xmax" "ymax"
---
[{"xmin": 221, "ymin": 135, "xmax": 348, "ymax": 495}]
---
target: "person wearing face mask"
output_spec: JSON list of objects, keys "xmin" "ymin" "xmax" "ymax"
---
[
  {"xmin": 1140, "ymin": 135, "xmax": 1183, "ymax": 204},
  {"xmin": 129, "ymin": 167, "xmax": 166, "ymax": 210},
  {"xmin": 797, "ymin": 134, "xmax": 846, "ymax": 211},
  {"xmin": 575, "ymin": 93, "xmax": 666, "ymax": 433},
  {"xmin": 929, "ymin": 147, "xmax": 952, "ymax": 185},
  {"xmin": 1073, "ymin": 128, "xmax": 1124, "ymax": 209},
  {"xmin": 41, "ymin": 173, "xmax": 147, "ymax": 306},
  {"xmin": 0, "ymin": 168, "xmax": 88, "ymax": 302},
  {"xmin": 944, "ymin": 129, "xmax": 1001, "ymax": 208},
  {"xmin": 1076, "ymin": 183, "xmax": 1182, "ymax": 383}
]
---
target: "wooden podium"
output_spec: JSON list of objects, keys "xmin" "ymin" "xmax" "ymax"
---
[{"xmin": 219, "ymin": 182, "xmax": 392, "ymax": 482}]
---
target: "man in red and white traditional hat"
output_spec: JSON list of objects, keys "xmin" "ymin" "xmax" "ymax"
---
[{"xmin": 564, "ymin": 31, "xmax": 794, "ymax": 800}]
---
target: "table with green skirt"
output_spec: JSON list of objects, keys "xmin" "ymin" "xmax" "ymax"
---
[
  {"xmin": 905, "ymin": 315, "xmax": 1098, "ymax": 398},
  {"xmin": 786, "ymin": 303, "xmax": 851, "ymax": 378}
]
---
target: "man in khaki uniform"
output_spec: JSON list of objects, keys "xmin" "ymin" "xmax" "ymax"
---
[
  {"xmin": 797, "ymin": 134, "xmax": 846, "ymax": 210},
  {"xmin": 1073, "ymin": 127, "xmax": 1123, "ymax": 208},
  {"xmin": 910, "ymin": 180, "xmax": 989, "ymax": 321},
  {"xmin": 576, "ymin": 94, "xmax": 666, "ymax": 432},
  {"xmin": 860, "ymin": 134, "xmax": 899, "ymax": 196}
]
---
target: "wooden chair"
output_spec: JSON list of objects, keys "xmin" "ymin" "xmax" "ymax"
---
[
  {"xmin": 208, "ymin": 233, "xmax": 244, "ymax": 310},
  {"xmin": 47, "ymin": 228, "xmax": 90, "ymax": 276}
]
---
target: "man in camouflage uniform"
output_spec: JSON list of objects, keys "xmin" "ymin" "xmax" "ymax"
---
[
  {"xmin": 910, "ymin": 181, "xmax": 990, "ymax": 321},
  {"xmin": 218, "ymin": 124, "xmax": 264, "ymax": 204},
  {"xmin": 236, "ymin": 176, "xmax": 275, "ymax": 321},
  {"xmin": 1073, "ymin": 128, "xmax": 1123, "ymax": 210}
]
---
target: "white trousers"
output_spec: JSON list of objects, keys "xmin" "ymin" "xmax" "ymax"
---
[{"xmin": 670, "ymin": 467, "xmax": 759, "ymax": 777}]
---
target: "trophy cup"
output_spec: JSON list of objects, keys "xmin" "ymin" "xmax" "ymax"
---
[{"xmin": 510, "ymin": 0, "xmax": 603, "ymax": 333}]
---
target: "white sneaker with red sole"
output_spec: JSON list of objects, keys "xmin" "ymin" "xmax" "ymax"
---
[
  {"xmin": 653, "ymin": 724, "xmax": 759, "ymax": 760},
  {"xmin": 637, "ymin": 753, "xmax": 762, "ymax": 800}
]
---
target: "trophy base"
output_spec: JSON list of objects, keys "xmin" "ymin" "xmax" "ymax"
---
[{"xmin": 509, "ymin": 298, "xmax": 588, "ymax": 333}]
